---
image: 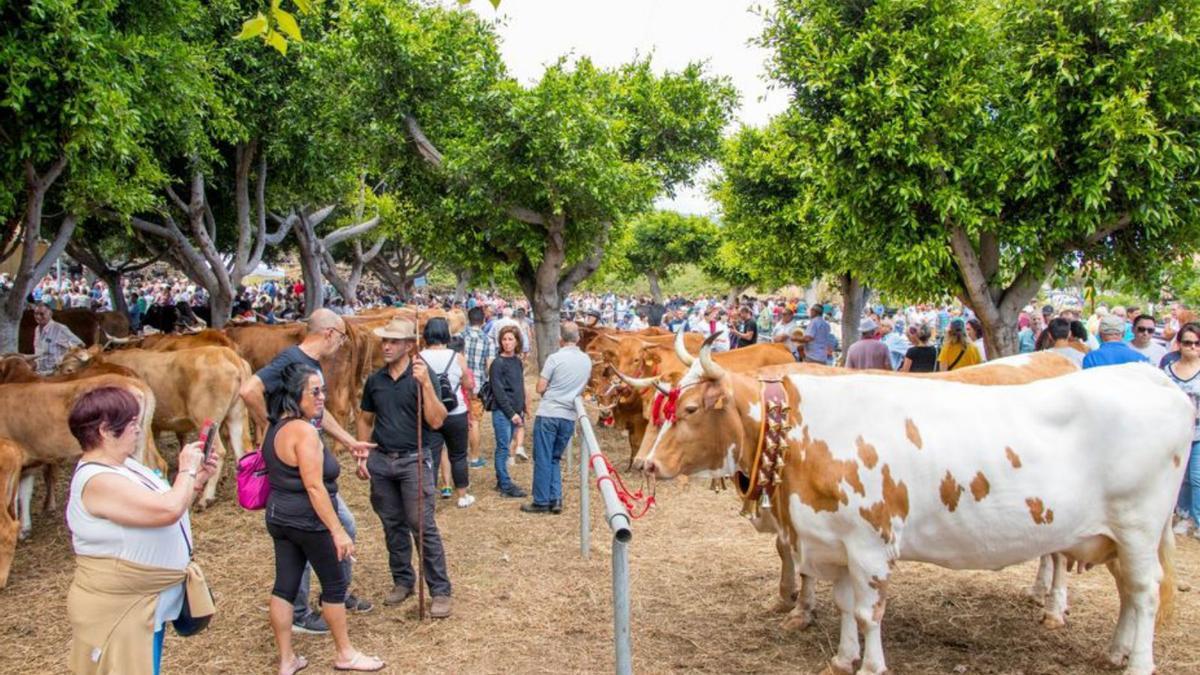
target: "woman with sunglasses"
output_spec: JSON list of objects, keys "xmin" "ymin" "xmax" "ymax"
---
[
  {"xmin": 264, "ymin": 365, "xmax": 383, "ymax": 674},
  {"xmin": 1165, "ymin": 322, "xmax": 1200, "ymax": 539}
]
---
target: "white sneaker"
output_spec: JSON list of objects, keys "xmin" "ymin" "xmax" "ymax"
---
[
  {"xmin": 515, "ymin": 447, "xmax": 530, "ymax": 462},
  {"xmin": 1174, "ymin": 517, "xmax": 1194, "ymax": 536},
  {"xmin": 457, "ymin": 494, "xmax": 476, "ymax": 508}
]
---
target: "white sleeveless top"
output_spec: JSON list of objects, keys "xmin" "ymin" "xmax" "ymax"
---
[
  {"xmin": 420, "ymin": 348, "xmax": 468, "ymax": 415},
  {"xmin": 67, "ymin": 459, "xmax": 190, "ymax": 630}
]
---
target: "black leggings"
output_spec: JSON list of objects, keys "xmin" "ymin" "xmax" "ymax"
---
[
  {"xmin": 431, "ymin": 412, "xmax": 470, "ymax": 489},
  {"xmin": 266, "ymin": 521, "xmax": 347, "ymax": 605}
]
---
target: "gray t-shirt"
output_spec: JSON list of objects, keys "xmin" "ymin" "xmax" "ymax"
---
[{"xmin": 536, "ymin": 345, "xmax": 592, "ymax": 420}]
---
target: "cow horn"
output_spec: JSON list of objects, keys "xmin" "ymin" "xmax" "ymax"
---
[
  {"xmin": 613, "ymin": 369, "xmax": 669, "ymax": 395},
  {"xmin": 103, "ymin": 331, "xmax": 134, "ymax": 345},
  {"xmin": 673, "ymin": 329, "xmax": 694, "ymax": 367},
  {"xmin": 699, "ymin": 333, "xmax": 725, "ymax": 380}
]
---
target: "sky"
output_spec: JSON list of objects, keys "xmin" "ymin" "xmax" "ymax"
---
[{"xmin": 457, "ymin": 0, "xmax": 791, "ymax": 216}]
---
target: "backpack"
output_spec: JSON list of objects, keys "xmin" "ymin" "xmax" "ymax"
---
[{"xmin": 422, "ymin": 353, "xmax": 459, "ymax": 410}]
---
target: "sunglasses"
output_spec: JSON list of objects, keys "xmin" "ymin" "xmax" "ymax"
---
[
  {"xmin": 1136, "ymin": 326, "xmax": 1155, "ymax": 334},
  {"xmin": 308, "ymin": 386, "xmax": 328, "ymax": 398},
  {"xmin": 1181, "ymin": 340, "xmax": 1200, "ymax": 348}
]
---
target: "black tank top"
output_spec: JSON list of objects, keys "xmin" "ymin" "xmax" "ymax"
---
[{"xmin": 264, "ymin": 418, "xmax": 340, "ymax": 531}]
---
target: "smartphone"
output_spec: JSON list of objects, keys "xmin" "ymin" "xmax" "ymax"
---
[{"xmin": 198, "ymin": 419, "xmax": 219, "ymax": 462}]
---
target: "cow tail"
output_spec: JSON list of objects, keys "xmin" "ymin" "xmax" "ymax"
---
[
  {"xmin": 1157, "ymin": 516, "xmax": 1177, "ymax": 629},
  {"xmin": 139, "ymin": 387, "xmax": 165, "ymax": 474}
]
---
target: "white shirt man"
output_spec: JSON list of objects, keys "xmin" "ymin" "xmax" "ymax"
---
[{"xmin": 32, "ymin": 303, "xmax": 84, "ymax": 374}]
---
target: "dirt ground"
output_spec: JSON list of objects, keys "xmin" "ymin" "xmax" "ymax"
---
[{"xmin": 5, "ymin": 416, "xmax": 1200, "ymax": 674}]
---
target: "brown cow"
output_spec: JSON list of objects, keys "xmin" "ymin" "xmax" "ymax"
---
[
  {"xmin": 0, "ymin": 438, "xmax": 22, "ymax": 588},
  {"xmin": 0, "ymin": 373, "xmax": 160, "ymax": 538},
  {"xmin": 98, "ymin": 310, "xmax": 131, "ymax": 338},
  {"xmin": 106, "ymin": 328, "xmax": 241, "ymax": 355},
  {"xmin": 59, "ymin": 345, "xmax": 251, "ymax": 508},
  {"xmin": 18, "ymin": 307, "xmax": 101, "ymax": 353}
]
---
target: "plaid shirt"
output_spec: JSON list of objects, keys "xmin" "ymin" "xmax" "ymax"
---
[
  {"xmin": 461, "ymin": 326, "xmax": 495, "ymax": 393},
  {"xmin": 34, "ymin": 320, "xmax": 84, "ymax": 374}
]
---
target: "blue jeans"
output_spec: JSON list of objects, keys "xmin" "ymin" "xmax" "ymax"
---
[
  {"xmin": 153, "ymin": 627, "xmax": 163, "ymax": 675},
  {"xmin": 1178, "ymin": 440, "xmax": 1200, "ymax": 523},
  {"xmin": 294, "ymin": 494, "xmax": 356, "ymax": 619},
  {"xmin": 532, "ymin": 416, "xmax": 575, "ymax": 505},
  {"xmin": 492, "ymin": 410, "xmax": 516, "ymax": 489}
]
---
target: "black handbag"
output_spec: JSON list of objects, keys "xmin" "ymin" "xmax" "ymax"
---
[
  {"xmin": 479, "ymin": 380, "xmax": 496, "ymax": 412},
  {"xmin": 172, "ymin": 525, "xmax": 214, "ymax": 637}
]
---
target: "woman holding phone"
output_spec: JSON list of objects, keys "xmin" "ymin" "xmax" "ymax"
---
[
  {"xmin": 264, "ymin": 365, "xmax": 383, "ymax": 674},
  {"xmin": 66, "ymin": 386, "xmax": 219, "ymax": 675}
]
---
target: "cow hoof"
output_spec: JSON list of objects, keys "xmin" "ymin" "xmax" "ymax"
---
[
  {"xmin": 769, "ymin": 596, "xmax": 796, "ymax": 613},
  {"xmin": 1040, "ymin": 612, "xmax": 1066, "ymax": 629},
  {"xmin": 18, "ymin": 528, "xmax": 30, "ymax": 542},
  {"xmin": 1104, "ymin": 651, "xmax": 1129, "ymax": 669},
  {"xmin": 780, "ymin": 610, "xmax": 814, "ymax": 632},
  {"xmin": 195, "ymin": 497, "xmax": 214, "ymax": 512},
  {"xmin": 819, "ymin": 657, "xmax": 856, "ymax": 675}
]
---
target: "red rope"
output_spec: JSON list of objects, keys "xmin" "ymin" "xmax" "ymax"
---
[{"xmin": 598, "ymin": 453, "xmax": 656, "ymax": 519}]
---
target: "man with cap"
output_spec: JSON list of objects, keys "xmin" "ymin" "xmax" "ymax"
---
[
  {"xmin": 356, "ymin": 318, "xmax": 454, "ymax": 617},
  {"xmin": 1082, "ymin": 314, "xmax": 1149, "ymax": 369},
  {"xmin": 845, "ymin": 318, "xmax": 893, "ymax": 370}
]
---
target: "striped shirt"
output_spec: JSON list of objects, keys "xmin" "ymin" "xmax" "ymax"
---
[{"xmin": 34, "ymin": 320, "xmax": 84, "ymax": 374}]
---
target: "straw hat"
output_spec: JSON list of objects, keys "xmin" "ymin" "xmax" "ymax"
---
[{"xmin": 374, "ymin": 318, "xmax": 417, "ymax": 340}]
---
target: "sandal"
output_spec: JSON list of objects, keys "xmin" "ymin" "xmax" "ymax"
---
[
  {"xmin": 281, "ymin": 655, "xmax": 308, "ymax": 675},
  {"xmin": 334, "ymin": 653, "xmax": 385, "ymax": 672}
]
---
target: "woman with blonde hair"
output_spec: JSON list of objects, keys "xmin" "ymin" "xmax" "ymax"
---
[{"xmin": 937, "ymin": 319, "xmax": 982, "ymax": 371}]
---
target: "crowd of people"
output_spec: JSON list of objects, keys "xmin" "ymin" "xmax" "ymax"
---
[{"xmin": 22, "ymin": 265, "xmax": 1199, "ymax": 674}]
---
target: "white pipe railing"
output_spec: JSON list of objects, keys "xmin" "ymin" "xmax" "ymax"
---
[{"xmin": 574, "ymin": 396, "xmax": 633, "ymax": 675}]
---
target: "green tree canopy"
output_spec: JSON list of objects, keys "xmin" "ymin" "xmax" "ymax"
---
[
  {"xmin": 619, "ymin": 211, "xmax": 718, "ymax": 302},
  {"xmin": 762, "ymin": 0, "xmax": 1200, "ymax": 355}
]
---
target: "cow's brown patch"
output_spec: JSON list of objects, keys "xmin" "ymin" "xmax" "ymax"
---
[
  {"xmin": 1005, "ymin": 446, "xmax": 1022, "ymax": 469},
  {"xmin": 868, "ymin": 576, "xmax": 888, "ymax": 622},
  {"xmin": 939, "ymin": 471, "xmax": 964, "ymax": 512},
  {"xmin": 856, "ymin": 436, "xmax": 878, "ymax": 469},
  {"xmin": 787, "ymin": 426, "xmax": 864, "ymax": 513},
  {"xmin": 905, "ymin": 418, "xmax": 923, "ymax": 449},
  {"xmin": 969, "ymin": 471, "xmax": 990, "ymax": 502},
  {"xmin": 1026, "ymin": 497, "xmax": 1054, "ymax": 525},
  {"xmin": 858, "ymin": 465, "xmax": 910, "ymax": 543}
]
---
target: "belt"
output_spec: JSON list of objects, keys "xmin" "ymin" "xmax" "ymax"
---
[{"xmin": 376, "ymin": 448, "xmax": 420, "ymax": 458}]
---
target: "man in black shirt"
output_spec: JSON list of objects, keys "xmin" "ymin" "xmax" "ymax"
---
[
  {"xmin": 239, "ymin": 308, "xmax": 377, "ymax": 631},
  {"xmin": 729, "ymin": 305, "xmax": 758, "ymax": 348},
  {"xmin": 357, "ymin": 318, "xmax": 454, "ymax": 617}
]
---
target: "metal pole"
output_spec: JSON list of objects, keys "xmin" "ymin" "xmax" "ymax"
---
[
  {"xmin": 580, "ymin": 427, "xmax": 590, "ymax": 560},
  {"xmin": 612, "ymin": 537, "xmax": 632, "ymax": 675}
]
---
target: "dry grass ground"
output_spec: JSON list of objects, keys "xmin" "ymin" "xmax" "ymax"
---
[{"xmin": 4, "ymin": 415, "xmax": 1200, "ymax": 674}]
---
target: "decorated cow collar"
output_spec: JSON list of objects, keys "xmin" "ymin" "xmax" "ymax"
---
[{"xmin": 738, "ymin": 377, "xmax": 791, "ymax": 518}]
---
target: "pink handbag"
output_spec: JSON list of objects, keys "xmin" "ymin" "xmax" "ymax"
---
[{"xmin": 236, "ymin": 448, "xmax": 270, "ymax": 510}]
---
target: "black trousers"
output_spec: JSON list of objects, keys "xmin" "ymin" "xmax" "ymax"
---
[
  {"xmin": 366, "ymin": 450, "xmax": 452, "ymax": 596},
  {"xmin": 430, "ymin": 412, "xmax": 470, "ymax": 489},
  {"xmin": 266, "ymin": 521, "xmax": 347, "ymax": 605}
]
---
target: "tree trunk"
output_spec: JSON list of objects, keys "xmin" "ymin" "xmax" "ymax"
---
[
  {"xmin": 300, "ymin": 249, "xmax": 324, "ymax": 314},
  {"xmin": 646, "ymin": 270, "xmax": 663, "ymax": 304},
  {"xmin": 0, "ymin": 158, "xmax": 75, "ymax": 353},
  {"xmin": 838, "ymin": 272, "xmax": 866, "ymax": 363},
  {"xmin": 727, "ymin": 285, "xmax": 747, "ymax": 308},
  {"xmin": 516, "ymin": 216, "xmax": 608, "ymax": 370},
  {"xmin": 102, "ymin": 270, "xmax": 129, "ymax": 317},
  {"xmin": 209, "ymin": 287, "xmax": 234, "ymax": 329},
  {"xmin": 454, "ymin": 270, "xmax": 471, "ymax": 303}
]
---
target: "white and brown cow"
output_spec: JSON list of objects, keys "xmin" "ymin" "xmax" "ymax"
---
[
  {"xmin": 627, "ymin": 346, "xmax": 1083, "ymax": 631},
  {"xmin": 645, "ymin": 341, "xmax": 1188, "ymax": 675}
]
